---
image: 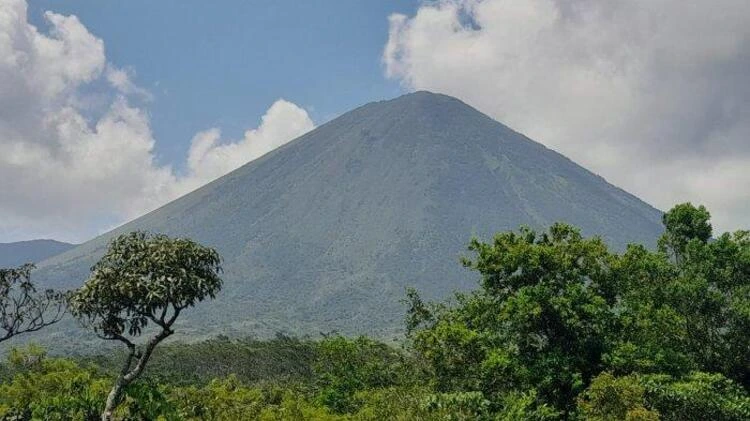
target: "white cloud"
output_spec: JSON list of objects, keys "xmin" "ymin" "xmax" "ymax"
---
[
  {"xmin": 105, "ymin": 65, "xmax": 153, "ymax": 100},
  {"xmin": 384, "ymin": 0, "xmax": 750, "ymax": 234},
  {"xmin": 0, "ymin": 0, "xmax": 313, "ymax": 242},
  {"xmin": 179, "ymin": 100, "xmax": 314, "ymax": 193}
]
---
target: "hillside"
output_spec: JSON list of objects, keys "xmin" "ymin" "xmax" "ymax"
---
[
  {"xmin": 0, "ymin": 239, "xmax": 75, "ymax": 268},
  {"xmin": 33, "ymin": 91, "xmax": 664, "ymax": 345}
]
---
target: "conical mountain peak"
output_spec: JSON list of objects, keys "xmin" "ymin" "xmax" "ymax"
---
[{"xmin": 33, "ymin": 93, "xmax": 663, "ymax": 348}]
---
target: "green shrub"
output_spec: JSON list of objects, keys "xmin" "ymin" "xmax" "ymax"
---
[
  {"xmin": 0, "ymin": 346, "xmax": 108, "ymax": 421},
  {"xmin": 642, "ymin": 372, "xmax": 750, "ymax": 421},
  {"xmin": 577, "ymin": 372, "xmax": 658, "ymax": 420}
]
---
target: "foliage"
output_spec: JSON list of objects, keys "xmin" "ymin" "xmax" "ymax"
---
[
  {"xmin": 407, "ymin": 222, "xmax": 617, "ymax": 413},
  {"xmin": 0, "ymin": 203, "xmax": 747, "ymax": 419},
  {"xmin": 68, "ymin": 231, "xmax": 222, "ymax": 339},
  {"xmin": 576, "ymin": 372, "xmax": 659, "ymax": 420},
  {"xmin": 658, "ymin": 203, "xmax": 712, "ymax": 262},
  {"xmin": 169, "ymin": 375, "xmax": 267, "ymax": 420},
  {"xmin": 406, "ymin": 203, "xmax": 749, "ymax": 418},
  {"xmin": 0, "ymin": 345, "xmax": 432, "ymax": 420},
  {"xmin": 313, "ymin": 336, "xmax": 417, "ymax": 413},
  {"xmin": 0, "ymin": 346, "xmax": 108, "ymax": 421},
  {"xmin": 611, "ymin": 206, "xmax": 750, "ymax": 385},
  {"xmin": 641, "ymin": 372, "xmax": 750, "ymax": 421},
  {"xmin": 68, "ymin": 231, "xmax": 223, "ymax": 420},
  {"xmin": 577, "ymin": 371, "xmax": 750, "ymax": 421}
]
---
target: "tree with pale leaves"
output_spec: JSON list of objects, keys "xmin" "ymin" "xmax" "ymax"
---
[{"xmin": 68, "ymin": 231, "xmax": 223, "ymax": 421}]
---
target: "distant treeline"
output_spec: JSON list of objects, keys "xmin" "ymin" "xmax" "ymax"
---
[{"xmin": 0, "ymin": 203, "xmax": 748, "ymax": 420}]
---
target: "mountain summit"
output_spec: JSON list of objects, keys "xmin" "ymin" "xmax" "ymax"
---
[{"xmin": 36, "ymin": 91, "xmax": 663, "ymax": 343}]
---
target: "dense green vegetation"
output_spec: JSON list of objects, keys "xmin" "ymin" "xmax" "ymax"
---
[
  {"xmin": 402, "ymin": 203, "xmax": 749, "ymax": 419},
  {"xmin": 0, "ymin": 203, "xmax": 748, "ymax": 419}
]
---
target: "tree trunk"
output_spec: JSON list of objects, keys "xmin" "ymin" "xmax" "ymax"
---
[
  {"xmin": 102, "ymin": 375, "xmax": 128, "ymax": 421},
  {"xmin": 101, "ymin": 340, "xmax": 136, "ymax": 421},
  {"xmin": 99, "ymin": 326, "xmax": 173, "ymax": 420}
]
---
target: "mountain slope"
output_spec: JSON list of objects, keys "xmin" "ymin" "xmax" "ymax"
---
[
  {"xmin": 0, "ymin": 239, "xmax": 76, "ymax": 268},
  {"xmin": 35, "ymin": 91, "xmax": 663, "ymax": 344}
]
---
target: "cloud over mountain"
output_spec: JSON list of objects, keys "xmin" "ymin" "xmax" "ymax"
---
[
  {"xmin": 384, "ymin": 0, "xmax": 750, "ymax": 233},
  {"xmin": 0, "ymin": 0, "xmax": 313, "ymax": 242},
  {"xmin": 179, "ymin": 100, "xmax": 314, "ymax": 194}
]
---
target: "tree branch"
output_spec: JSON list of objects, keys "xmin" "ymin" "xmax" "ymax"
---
[{"xmin": 123, "ymin": 325, "xmax": 173, "ymax": 383}]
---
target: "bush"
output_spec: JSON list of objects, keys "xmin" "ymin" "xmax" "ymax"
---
[
  {"xmin": 577, "ymin": 372, "xmax": 658, "ymax": 420},
  {"xmin": 0, "ymin": 346, "xmax": 108, "ymax": 421},
  {"xmin": 313, "ymin": 336, "xmax": 416, "ymax": 413},
  {"xmin": 642, "ymin": 372, "xmax": 750, "ymax": 421}
]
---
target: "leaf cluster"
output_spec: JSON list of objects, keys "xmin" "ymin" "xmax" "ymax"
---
[{"xmin": 68, "ymin": 231, "xmax": 222, "ymax": 339}]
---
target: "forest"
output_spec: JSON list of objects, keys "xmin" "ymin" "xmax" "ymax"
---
[{"xmin": 0, "ymin": 203, "xmax": 748, "ymax": 420}]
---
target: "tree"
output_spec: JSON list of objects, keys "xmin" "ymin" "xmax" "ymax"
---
[
  {"xmin": 578, "ymin": 371, "xmax": 750, "ymax": 421},
  {"xmin": 576, "ymin": 373, "xmax": 659, "ymax": 420},
  {"xmin": 68, "ymin": 231, "xmax": 223, "ymax": 421},
  {"xmin": 0, "ymin": 263, "xmax": 66, "ymax": 343},
  {"xmin": 658, "ymin": 202, "xmax": 712, "ymax": 263},
  {"xmin": 405, "ymin": 203, "xmax": 749, "ymax": 416},
  {"xmin": 615, "ymin": 204, "xmax": 750, "ymax": 386},
  {"xmin": 313, "ymin": 336, "xmax": 413, "ymax": 413},
  {"xmin": 406, "ymin": 223, "xmax": 618, "ymax": 414}
]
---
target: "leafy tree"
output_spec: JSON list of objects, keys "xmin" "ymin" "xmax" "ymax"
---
[
  {"xmin": 576, "ymin": 372, "xmax": 659, "ymax": 420},
  {"xmin": 407, "ymin": 223, "xmax": 618, "ymax": 414},
  {"xmin": 68, "ymin": 231, "xmax": 223, "ymax": 421},
  {"xmin": 658, "ymin": 203, "xmax": 712, "ymax": 263},
  {"xmin": 1, "ymin": 203, "xmax": 746, "ymax": 419},
  {"xmin": 0, "ymin": 263, "xmax": 66, "ymax": 343},
  {"xmin": 313, "ymin": 336, "xmax": 415, "ymax": 413},
  {"xmin": 578, "ymin": 371, "xmax": 750, "ymax": 421},
  {"xmin": 406, "ymin": 203, "xmax": 749, "ymax": 417},
  {"xmin": 613, "ymin": 204, "xmax": 749, "ymax": 385},
  {"xmin": 641, "ymin": 372, "xmax": 750, "ymax": 421}
]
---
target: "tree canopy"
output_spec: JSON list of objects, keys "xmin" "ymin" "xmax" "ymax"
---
[
  {"xmin": 406, "ymin": 203, "xmax": 749, "ymax": 418},
  {"xmin": 68, "ymin": 231, "xmax": 223, "ymax": 420}
]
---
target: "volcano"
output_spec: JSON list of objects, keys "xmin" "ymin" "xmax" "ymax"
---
[{"xmin": 35, "ymin": 91, "xmax": 663, "ymax": 344}]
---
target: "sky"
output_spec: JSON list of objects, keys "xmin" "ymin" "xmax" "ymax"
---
[{"xmin": 1, "ymin": 0, "xmax": 749, "ymax": 243}]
